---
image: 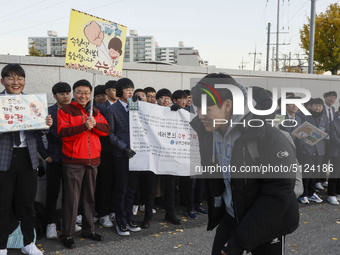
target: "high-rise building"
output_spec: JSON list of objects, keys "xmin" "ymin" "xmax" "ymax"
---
[
  {"xmin": 123, "ymin": 30, "xmax": 156, "ymax": 62},
  {"xmin": 28, "ymin": 31, "xmax": 67, "ymax": 57},
  {"xmin": 156, "ymin": 42, "xmax": 208, "ymax": 66}
]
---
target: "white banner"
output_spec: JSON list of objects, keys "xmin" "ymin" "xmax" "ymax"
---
[
  {"xmin": 129, "ymin": 101, "xmax": 200, "ymax": 176},
  {"xmin": 0, "ymin": 94, "xmax": 48, "ymax": 132}
]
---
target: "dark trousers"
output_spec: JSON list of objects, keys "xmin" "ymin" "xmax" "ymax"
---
[
  {"xmin": 193, "ymin": 178, "xmax": 206, "ymax": 207},
  {"xmin": 299, "ymin": 154, "xmax": 323, "ymax": 197},
  {"xmin": 320, "ymin": 140, "xmax": 331, "ymax": 182},
  {"xmin": 139, "ymin": 171, "xmax": 158, "ymax": 219},
  {"xmin": 95, "ymin": 151, "xmax": 115, "ymax": 217},
  {"xmin": 45, "ymin": 161, "xmax": 63, "ymax": 224},
  {"xmin": 212, "ymin": 213, "xmax": 285, "ymax": 255},
  {"xmin": 179, "ymin": 176, "xmax": 194, "ymax": 211},
  {"xmin": 162, "ymin": 175, "xmax": 177, "ymax": 215},
  {"xmin": 0, "ymin": 148, "xmax": 37, "ymax": 248},
  {"xmin": 62, "ymin": 164, "xmax": 97, "ymax": 236},
  {"xmin": 113, "ymin": 157, "xmax": 138, "ymax": 226},
  {"xmin": 328, "ymin": 157, "xmax": 340, "ymax": 196}
]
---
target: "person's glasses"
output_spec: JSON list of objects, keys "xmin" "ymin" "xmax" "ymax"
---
[
  {"xmin": 74, "ymin": 91, "xmax": 91, "ymax": 96},
  {"xmin": 6, "ymin": 76, "xmax": 25, "ymax": 84}
]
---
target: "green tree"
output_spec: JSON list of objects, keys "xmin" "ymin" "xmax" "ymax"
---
[
  {"xmin": 300, "ymin": 3, "xmax": 340, "ymax": 75},
  {"xmin": 28, "ymin": 42, "xmax": 43, "ymax": 56}
]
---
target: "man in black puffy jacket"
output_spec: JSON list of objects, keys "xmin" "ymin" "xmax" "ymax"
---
[{"xmin": 190, "ymin": 73, "xmax": 299, "ymax": 255}]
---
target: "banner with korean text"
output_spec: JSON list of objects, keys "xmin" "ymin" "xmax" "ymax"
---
[
  {"xmin": 65, "ymin": 9, "xmax": 127, "ymax": 78},
  {"xmin": 129, "ymin": 101, "xmax": 200, "ymax": 176},
  {"xmin": 0, "ymin": 94, "xmax": 48, "ymax": 132}
]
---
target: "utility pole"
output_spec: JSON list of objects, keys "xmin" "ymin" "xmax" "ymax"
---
[
  {"xmin": 276, "ymin": 0, "xmax": 280, "ymax": 71},
  {"xmin": 266, "ymin": 22, "xmax": 271, "ymax": 71},
  {"xmin": 308, "ymin": 0, "xmax": 316, "ymax": 74},
  {"xmin": 239, "ymin": 58, "xmax": 248, "ymax": 70},
  {"xmin": 249, "ymin": 46, "xmax": 262, "ymax": 71},
  {"xmin": 272, "ymin": 47, "xmax": 275, "ymax": 71}
]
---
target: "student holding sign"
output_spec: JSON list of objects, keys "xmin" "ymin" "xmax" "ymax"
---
[{"xmin": 0, "ymin": 64, "xmax": 52, "ymax": 255}]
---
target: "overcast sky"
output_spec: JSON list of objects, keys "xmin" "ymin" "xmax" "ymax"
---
[{"xmin": 0, "ymin": 0, "xmax": 337, "ymax": 70}]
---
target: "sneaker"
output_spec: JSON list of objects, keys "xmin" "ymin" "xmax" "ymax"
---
[
  {"xmin": 132, "ymin": 205, "xmax": 139, "ymax": 216},
  {"xmin": 75, "ymin": 224, "xmax": 82, "ymax": 232},
  {"xmin": 308, "ymin": 193, "xmax": 323, "ymax": 203},
  {"xmin": 139, "ymin": 205, "xmax": 156, "ymax": 214},
  {"xmin": 299, "ymin": 197, "xmax": 310, "ymax": 204},
  {"xmin": 21, "ymin": 243, "xmax": 43, "ymax": 255},
  {"xmin": 100, "ymin": 215, "xmax": 113, "ymax": 228},
  {"xmin": 315, "ymin": 182, "xmax": 324, "ymax": 190},
  {"xmin": 195, "ymin": 206, "xmax": 208, "ymax": 215},
  {"xmin": 76, "ymin": 215, "xmax": 82, "ymax": 225},
  {"xmin": 336, "ymin": 195, "xmax": 340, "ymax": 202},
  {"xmin": 109, "ymin": 212, "xmax": 116, "ymax": 221},
  {"xmin": 127, "ymin": 221, "xmax": 141, "ymax": 232},
  {"xmin": 322, "ymin": 181, "xmax": 328, "ymax": 187},
  {"xmin": 93, "ymin": 216, "xmax": 98, "ymax": 223},
  {"xmin": 46, "ymin": 223, "xmax": 57, "ymax": 239},
  {"xmin": 61, "ymin": 236, "xmax": 75, "ymax": 249},
  {"xmin": 186, "ymin": 210, "xmax": 197, "ymax": 219},
  {"xmin": 327, "ymin": 196, "xmax": 339, "ymax": 205},
  {"xmin": 0, "ymin": 249, "xmax": 7, "ymax": 255},
  {"xmin": 116, "ymin": 224, "xmax": 130, "ymax": 236},
  {"xmin": 139, "ymin": 204, "xmax": 145, "ymax": 212}
]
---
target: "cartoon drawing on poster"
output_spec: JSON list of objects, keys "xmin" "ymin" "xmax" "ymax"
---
[
  {"xmin": 0, "ymin": 94, "xmax": 49, "ymax": 132},
  {"xmin": 84, "ymin": 21, "xmax": 123, "ymax": 67},
  {"xmin": 65, "ymin": 9, "xmax": 127, "ymax": 78}
]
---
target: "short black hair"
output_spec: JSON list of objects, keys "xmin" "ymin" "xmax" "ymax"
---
[
  {"xmin": 116, "ymin": 78, "xmax": 134, "ymax": 97},
  {"xmin": 183, "ymin": 89, "xmax": 191, "ymax": 96},
  {"xmin": 192, "ymin": 73, "xmax": 236, "ymax": 107},
  {"xmin": 134, "ymin": 89, "xmax": 146, "ymax": 95},
  {"xmin": 172, "ymin": 90, "xmax": 187, "ymax": 101},
  {"xmin": 73, "ymin": 79, "xmax": 92, "ymax": 91},
  {"xmin": 105, "ymin": 80, "xmax": 117, "ymax": 90},
  {"xmin": 312, "ymin": 98, "xmax": 324, "ymax": 105},
  {"xmin": 144, "ymin": 87, "xmax": 156, "ymax": 94},
  {"xmin": 156, "ymin": 88, "xmax": 172, "ymax": 99},
  {"xmin": 305, "ymin": 98, "xmax": 314, "ymax": 106},
  {"xmin": 94, "ymin": 85, "xmax": 106, "ymax": 96},
  {"xmin": 324, "ymin": 91, "xmax": 337, "ymax": 98},
  {"xmin": 52, "ymin": 82, "xmax": 71, "ymax": 95},
  {"xmin": 1, "ymin": 64, "xmax": 25, "ymax": 79}
]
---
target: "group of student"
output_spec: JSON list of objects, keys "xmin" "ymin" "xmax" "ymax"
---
[
  {"xmin": 276, "ymin": 90, "xmax": 340, "ymax": 206},
  {"xmin": 0, "ymin": 63, "xmax": 208, "ymax": 254},
  {"xmin": 0, "ymin": 62, "xmax": 338, "ymax": 255}
]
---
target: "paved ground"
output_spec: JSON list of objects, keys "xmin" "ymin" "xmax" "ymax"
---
[{"xmin": 7, "ymin": 190, "xmax": 340, "ymax": 255}]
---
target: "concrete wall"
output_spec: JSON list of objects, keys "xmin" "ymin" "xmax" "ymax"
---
[{"xmin": 1, "ymin": 54, "xmax": 340, "ymax": 107}]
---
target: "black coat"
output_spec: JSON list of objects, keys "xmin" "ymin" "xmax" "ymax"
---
[{"xmin": 191, "ymin": 115, "xmax": 299, "ymax": 252}]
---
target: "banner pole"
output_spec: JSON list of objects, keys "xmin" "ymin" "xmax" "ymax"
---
[{"xmin": 90, "ymin": 73, "xmax": 96, "ymax": 118}]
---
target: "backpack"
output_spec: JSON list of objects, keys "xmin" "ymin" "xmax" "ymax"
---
[{"xmin": 246, "ymin": 129, "xmax": 303, "ymax": 198}]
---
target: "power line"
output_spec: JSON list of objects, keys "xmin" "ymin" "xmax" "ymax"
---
[
  {"xmin": 0, "ymin": 0, "xmax": 47, "ymax": 21},
  {"xmin": 0, "ymin": 0, "xmax": 124, "ymax": 36},
  {"xmin": 0, "ymin": 0, "xmax": 71, "ymax": 23}
]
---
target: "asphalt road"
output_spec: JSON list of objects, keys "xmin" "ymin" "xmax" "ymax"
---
[{"xmin": 7, "ymin": 190, "xmax": 340, "ymax": 255}]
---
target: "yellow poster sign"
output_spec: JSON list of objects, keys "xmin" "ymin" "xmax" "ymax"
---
[{"xmin": 65, "ymin": 9, "xmax": 127, "ymax": 78}]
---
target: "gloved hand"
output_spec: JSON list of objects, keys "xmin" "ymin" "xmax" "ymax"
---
[
  {"xmin": 170, "ymin": 104, "xmax": 181, "ymax": 111},
  {"xmin": 132, "ymin": 94, "xmax": 141, "ymax": 102},
  {"xmin": 123, "ymin": 148, "xmax": 136, "ymax": 158}
]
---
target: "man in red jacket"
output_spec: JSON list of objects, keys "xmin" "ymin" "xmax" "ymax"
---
[{"xmin": 57, "ymin": 79, "xmax": 110, "ymax": 249}]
